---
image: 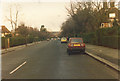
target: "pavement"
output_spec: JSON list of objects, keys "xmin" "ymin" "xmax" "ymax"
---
[
  {"xmin": 1, "ymin": 40, "xmax": 119, "ymax": 79},
  {"xmin": 86, "ymin": 44, "xmax": 119, "ymax": 71}
]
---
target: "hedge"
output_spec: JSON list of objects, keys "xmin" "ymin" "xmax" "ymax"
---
[
  {"xmin": 101, "ymin": 36, "xmax": 119, "ymax": 49},
  {"xmin": 78, "ymin": 26, "xmax": 120, "ymax": 49},
  {"xmin": 1, "ymin": 37, "xmax": 8, "ymax": 49},
  {"xmin": 9, "ymin": 37, "xmax": 26, "ymax": 47},
  {"xmin": 1, "ymin": 36, "xmax": 40, "ymax": 49}
]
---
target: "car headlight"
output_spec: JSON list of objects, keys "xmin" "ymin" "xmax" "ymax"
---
[
  {"xmin": 68, "ymin": 44, "xmax": 73, "ymax": 47},
  {"xmin": 71, "ymin": 44, "xmax": 74, "ymax": 46}
]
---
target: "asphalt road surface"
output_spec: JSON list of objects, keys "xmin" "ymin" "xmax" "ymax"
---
[{"xmin": 2, "ymin": 40, "xmax": 119, "ymax": 79}]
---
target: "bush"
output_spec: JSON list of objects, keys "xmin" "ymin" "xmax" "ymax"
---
[
  {"xmin": 1, "ymin": 36, "xmax": 40, "ymax": 49},
  {"xmin": 2, "ymin": 37, "xmax": 8, "ymax": 49},
  {"xmin": 79, "ymin": 26, "xmax": 120, "ymax": 49},
  {"xmin": 9, "ymin": 37, "xmax": 26, "ymax": 47},
  {"xmin": 101, "ymin": 36, "xmax": 119, "ymax": 49},
  {"xmin": 80, "ymin": 32, "xmax": 98, "ymax": 45},
  {"xmin": 27, "ymin": 36, "xmax": 34, "ymax": 43}
]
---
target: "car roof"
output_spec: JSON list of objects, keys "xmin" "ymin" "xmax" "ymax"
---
[
  {"xmin": 61, "ymin": 37, "xmax": 66, "ymax": 38},
  {"xmin": 70, "ymin": 38, "xmax": 83, "ymax": 39}
]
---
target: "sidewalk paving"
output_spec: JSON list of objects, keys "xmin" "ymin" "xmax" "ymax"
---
[{"xmin": 86, "ymin": 44, "xmax": 119, "ymax": 68}]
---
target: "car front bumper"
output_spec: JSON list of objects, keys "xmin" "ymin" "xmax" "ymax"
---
[{"xmin": 61, "ymin": 41, "xmax": 67, "ymax": 43}]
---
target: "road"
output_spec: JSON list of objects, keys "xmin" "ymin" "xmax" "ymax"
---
[{"xmin": 2, "ymin": 40, "xmax": 119, "ymax": 79}]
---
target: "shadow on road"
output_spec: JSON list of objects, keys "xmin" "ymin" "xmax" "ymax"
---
[{"xmin": 68, "ymin": 52, "xmax": 87, "ymax": 56}]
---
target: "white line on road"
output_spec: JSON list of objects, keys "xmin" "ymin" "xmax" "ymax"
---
[{"xmin": 9, "ymin": 61, "xmax": 27, "ymax": 74}]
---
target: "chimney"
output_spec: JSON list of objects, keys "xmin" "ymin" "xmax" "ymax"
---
[
  {"xmin": 103, "ymin": 0, "xmax": 108, "ymax": 9},
  {"xmin": 118, "ymin": 1, "xmax": 120, "ymax": 10},
  {"xmin": 110, "ymin": 0, "xmax": 115, "ymax": 8}
]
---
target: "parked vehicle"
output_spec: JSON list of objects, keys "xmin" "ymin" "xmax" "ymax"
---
[
  {"xmin": 47, "ymin": 38, "xmax": 50, "ymax": 41},
  {"xmin": 67, "ymin": 38, "xmax": 85, "ymax": 55}
]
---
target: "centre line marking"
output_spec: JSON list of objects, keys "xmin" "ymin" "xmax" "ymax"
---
[{"xmin": 9, "ymin": 61, "xmax": 27, "ymax": 74}]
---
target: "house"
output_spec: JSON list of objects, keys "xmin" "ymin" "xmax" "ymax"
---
[
  {"xmin": 101, "ymin": 22, "xmax": 113, "ymax": 28},
  {"xmin": 1, "ymin": 25, "xmax": 10, "ymax": 37},
  {"xmin": 100, "ymin": 0, "xmax": 120, "ymax": 28}
]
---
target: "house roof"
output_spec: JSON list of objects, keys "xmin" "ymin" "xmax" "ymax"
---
[{"xmin": 1, "ymin": 25, "xmax": 10, "ymax": 33}]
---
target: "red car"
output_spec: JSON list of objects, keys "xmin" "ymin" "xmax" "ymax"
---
[{"xmin": 67, "ymin": 38, "xmax": 85, "ymax": 55}]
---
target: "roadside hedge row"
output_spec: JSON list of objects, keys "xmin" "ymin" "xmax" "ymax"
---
[
  {"xmin": 2, "ymin": 37, "xmax": 8, "ymax": 49},
  {"xmin": 79, "ymin": 26, "xmax": 120, "ymax": 49},
  {"xmin": 101, "ymin": 36, "xmax": 119, "ymax": 49},
  {"xmin": 1, "ymin": 36, "xmax": 40, "ymax": 49}
]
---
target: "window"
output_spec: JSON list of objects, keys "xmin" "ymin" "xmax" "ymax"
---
[{"xmin": 71, "ymin": 39, "xmax": 83, "ymax": 43}]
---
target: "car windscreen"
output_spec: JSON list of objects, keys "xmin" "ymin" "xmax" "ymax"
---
[
  {"xmin": 61, "ymin": 37, "xmax": 66, "ymax": 40},
  {"xmin": 70, "ymin": 39, "xmax": 83, "ymax": 43}
]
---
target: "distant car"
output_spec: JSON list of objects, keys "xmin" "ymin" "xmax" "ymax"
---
[
  {"xmin": 61, "ymin": 37, "xmax": 67, "ymax": 43},
  {"xmin": 54, "ymin": 38, "xmax": 57, "ymax": 40},
  {"xmin": 67, "ymin": 38, "xmax": 85, "ymax": 55},
  {"xmin": 57, "ymin": 37, "xmax": 60, "ymax": 40},
  {"xmin": 51, "ymin": 38, "xmax": 53, "ymax": 40},
  {"xmin": 47, "ymin": 38, "xmax": 50, "ymax": 41}
]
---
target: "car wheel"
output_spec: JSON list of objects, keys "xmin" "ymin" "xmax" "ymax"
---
[
  {"xmin": 82, "ymin": 50, "xmax": 85, "ymax": 54},
  {"xmin": 68, "ymin": 52, "xmax": 70, "ymax": 55},
  {"xmin": 68, "ymin": 51, "xmax": 72, "ymax": 55}
]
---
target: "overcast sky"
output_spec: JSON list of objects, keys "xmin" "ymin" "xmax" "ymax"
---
[
  {"xmin": 1, "ymin": 0, "xmax": 119, "ymax": 32},
  {"xmin": 1, "ymin": 1, "xmax": 70, "ymax": 32}
]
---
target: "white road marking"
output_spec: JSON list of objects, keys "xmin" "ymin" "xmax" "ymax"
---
[{"xmin": 9, "ymin": 61, "xmax": 27, "ymax": 74}]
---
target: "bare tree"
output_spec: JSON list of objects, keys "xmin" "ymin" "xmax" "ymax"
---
[
  {"xmin": 6, "ymin": 4, "xmax": 20, "ymax": 36},
  {"xmin": 14, "ymin": 10, "xmax": 19, "ymax": 31},
  {"xmin": 6, "ymin": 8, "xmax": 14, "ymax": 31},
  {"xmin": 61, "ymin": 1, "xmax": 105, "ymax": 37}
]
